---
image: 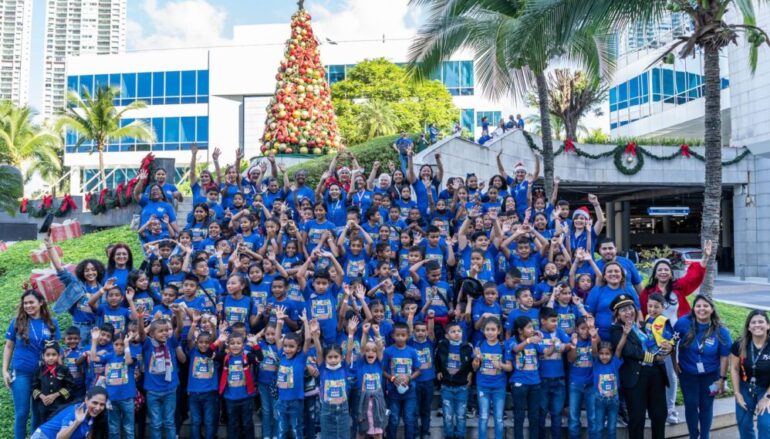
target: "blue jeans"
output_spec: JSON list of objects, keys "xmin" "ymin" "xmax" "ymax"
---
[
  {"xmin": 478, "ymin": 385, "xmax": 505, "ymax": 439},
  {"xmin": 320, "ymin": 402, "xmax": 350, "ymax": 439},
  {"xmin": 188, "ymin": 391, "xmax": 218, "ymax": 439},
  {"xmin": 593, "ymin": 396, "xmax": 619, "ymax": 439},
  {"xmin": 146, "ymin": 389, "xmax": 177, "ymax": 439},
  {"xmin": 276, "ymin": 399, "xmax": 304, "ymax": 439},
  {"xmin": 441, "ymin": 386, "xmax": 468, "ymax": 438},
  {"xmin": 108, "ymin": 398, "xmax": 135, "ymax": 439},
  {"xmin": 303, "ymin": 394, "xmax": 319, "ymax": 439},
  {"xmin": 539, "ymin": 377, "xmax": 566, "ymax": 439},
  {"xmin": 568, "ymin": 382, "xmax": 595, "ymax": 439},
  {"xmin": 736, "ymin": 380, "xmax": 770, "ymax": 439},
  {"xmin": 512, "ymin": 383, "xmax": 541, "ymax": 439},
  {"xmin": 258, "ymin": 383, "xmax": 277, "ymax": 439},
  {"xmin": 387, "ymin": 395, "xmax": 417, "ymax": 439},
  {"xmin": 10, "ymin": 369, "xmax": 39, "ymax": 439},
  {"xmin": 226, "ymin": 397, "xmax": 255, "ymax": 439},
  {"xmin": 415, "ymin": 380, "xmax": 434, "ymax": 437},
  {"xmin": 399, "ymin": 154, "xmax": 409, "ymax": 175},
  {"xmin": 347, "ymin": 379, "xmax": 360, "ymax": 438},
  {"xmin": 680, "ymin": 370, "xmax": 719, "ymax": 439}
]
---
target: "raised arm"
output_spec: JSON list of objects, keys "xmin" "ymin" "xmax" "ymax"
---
[
  {"xmin": 588, "ymin": 194, "xmax": 604, "ymax": 235},
  {"xmin": 407, "ymin": 148, "xmax": 417, "ymax": 184},
  {"xmin": 44, "ymin": 237, "xmax": 64, "ymax": 272},
  {"xmin": 434, "ymin": 153, "xmax": 444, "ymax": 184},
  {"xmin": 496, "ymin": 150, "xmax": 507, "ymax": 177},
  {"xmin": 133, "ymin": 168, "xmax": 149, "ymax": 203},
  {"xmin": 189, "ymin": 143, "xmax": 199, "ymax": 187},
  {"xmin": 550, "ymin": 176, "xmax": 560, "ymax": 206},
  {"xmin": 367, "ymin": 161, "xmax": 380, "ymax": 191},
  {"xmin": 212, "ymin": 147, "xmax": 222, "ymax": 187}
]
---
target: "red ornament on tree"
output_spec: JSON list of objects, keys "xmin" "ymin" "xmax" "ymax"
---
[{"xmin": 261, "ymin": 5, "xmax": 342, "ymax": 156}]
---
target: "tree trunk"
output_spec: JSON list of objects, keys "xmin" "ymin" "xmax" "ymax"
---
[
  {"xmin": 700, "ymin": 44, "xmax": 722, "ymax": 297},
  {"xmin": 536, "ymin": 71, "xmax": 554, "ymax": 198},
  {"xmin": 98, "ymin": 144, "xmax": 106, "ymax": 191},
  {"xmin": 565, "ymin": 117, "xmax": 577, "ymax": 142}
]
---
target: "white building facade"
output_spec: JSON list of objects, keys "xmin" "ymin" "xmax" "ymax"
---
[
  {"xmin": 0, "ymin": 0, "xmax": 32, "ymax": 106},
  {"xmin": 63, "ymin": 23, "xmax": 520, "ymax": 193},
  {"xmin": 43, "ymin": 0, "xmax": 126, "ymax": 117}
]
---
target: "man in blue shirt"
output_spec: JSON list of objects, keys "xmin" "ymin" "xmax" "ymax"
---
[
  {"xmin": 595, "ymin": 237, "xmax": 643, "ymax": 294},
  {"xmin": 392, "ymin": 132, "xmax": 414, "ymax": 174}
]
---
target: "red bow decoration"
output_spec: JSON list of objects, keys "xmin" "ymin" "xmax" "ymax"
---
[
  {"xmin": 624, "ymin": 142, "xmax": 637, "ymax": 156},
  {"xmin": 60, "ymin": 194, "xmax": 77, "ymax": 213},
  {"xmin": 680, "ymin": 144, "xmax": 691, "ymax": 158},
  {"xmin": 125, "ymin": 178, "xmax": 138, "ymax": 198},
  {"xmin": 84, "ymin": 192, "xmax": 92, "ymax": 207},
  {"xmin": 20, "ymin": 198, "xmax": 28, "ymax": 213},
  {"xmin": 42, "ymin": 195, "xmax": 54, "ymax": 209},
  {"xmin": 98, "ymin": 188, "xmax": 110, "ymax": 206},
  {"xmin": 564, "ymin": 138, "xmax": 575, "ymax": 153},
  {"xmin": 140, "ymin": 153, "xmax": 156, "ymax": 172}
]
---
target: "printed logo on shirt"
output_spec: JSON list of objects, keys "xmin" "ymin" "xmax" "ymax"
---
[
  {"xmin": 225, "ymin": 306, "xmax": 248, "ymax": 325},
  {"xmin": 574, "ymin": 346, "xmax": 592, "ymax": 368},
  {"xmin": 447, "ymin": 352, "xmax": 461, "ymax": 374},
  {"xmin": 105, "ymin": 362, "xmax": 128, "ymax": 386},
  {"xmin": 500, "ymin": 295, "xmax": 517, "ymax": 315},
  {"xmin": 558, "ymin": 313, "xmax": 575, "ymax": 333},
  {"xmin": 277, "ymin": 364, "xmax": 294, "ymax": 389},
  {"xmin": 518, "ymin": 267, "xmax": 536, "ymax": 286},
  {"xmin": 598, "ymin": 373, "xmax": 617, "ymax": 398},
  {"xmin": 516, "ymin": 348, "xmax": 538, "ymax": 371},
  {"xmin": 65, "ymin": 356, "xmax": 82, "ymax": 379},
  {"xmin": 323, "ymin": 378, "xmax": 347, "ymax": 404},
  {"xmin": 261, "ymin": 349, "xmax": 278, "ymax": 372},
  {"xmin": 481, "ymin": 352, "xmax": 502, "ymax": 375},
  {"xmin": 252, "ymin": 293, "xmax": 267, "ymax": 314},
  {"xmin": 312, "ymin": 298, "xmax": 333, "ymax": 320},
  {"xmin": 390, "ymin": 357, "xmax": 413, "ymax": 376},
  {"xmin": 103, "ymin": 315, "xmax": 125, "ymax": 333},
  {"xmin": 346, "ymin": 259, "xmax": 366, "ymax": 278},
  {"xmin": 540, "ymin": 337, "xmax": 561, "ymax": 361},
  {"xmin": 417, "ymin": 347, "xmax": 432, "ymax": 369},
  {"xmin": 228, "ymin": 362, "xmax": 245, "ymax": 387},
  {"xmin": 192, "ymin": 356, "xmax": 214, "ymax": 379},
  {"xmin": 362, "ymin": 372, "xmax": 381, "ymax": 391}
]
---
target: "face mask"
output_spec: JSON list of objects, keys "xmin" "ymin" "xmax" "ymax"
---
[
  {"xmin": 449, "ymin": 339, "xmax": 462, "ymax": 346},
  {"xmin": 436, "ymin": 208, "xmax": 447, "ymax": 214},
  {"xmin": 326, "ymin": 363, "xmax": 342, "ymax": 371},
  {"xmin": 545, "ymin": 274, "xmax": 559, "ymax": 282}
]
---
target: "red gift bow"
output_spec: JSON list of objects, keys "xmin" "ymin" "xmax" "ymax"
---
[
  {"xmin": 140, "ymin": 153, "xmax": 156, "ymax": 172},
  {"xmin": 42, "ymin": 195, "xmax": 54, "ymax": 209},
  {"xmin": 624, "ymin": 142, "xmax": 637, "ymax": 156},
  {"xmin": 20, "ymin": 198, "xmax": 28, "ymax": 213},
  {"xmin": 115, "ymin": 183, "xmax": 126, "ymax": 205},
  {"xmin": 564, "ymin": 138, "xmax": 575, "ymax": 153},
  {"xmin": 681, "ymin": 144, "xmax": 691, "ymax": 158},
  {"xmin": 98, "ymin": 188, "xmax": 110, "ymax": 206},
  {"xmin": 84, "ymin": 192, "xmax": 92, "ymax": 207},
  {"xmin": 60, "ymin": 195, "xmax": 77, "ymax": 213}
]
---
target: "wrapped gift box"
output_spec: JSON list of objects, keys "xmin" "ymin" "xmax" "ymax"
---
[
  {"xmin": 29, "ymin": 264, "xmax": 76, "ymax": 302},
  {"xmin": 30, "ymin": 245, "xmax": 63, "ymax": 264},
  {"xmin": 0, "ymin": 241, "xmax": 6, "ymax": 252},
  {"xmin": 50, "ymin": 219, "xmax": 83, "ymax": 242}
]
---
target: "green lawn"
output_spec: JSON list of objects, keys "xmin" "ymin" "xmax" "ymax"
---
[{"xmin": 0, "ymin": 226, "xmax": 141, "ymax": 438}]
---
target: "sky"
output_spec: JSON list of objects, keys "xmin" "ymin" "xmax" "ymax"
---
[{"xmin": 26, "ymin": 0, "xmax": 606, "ymax": 130}]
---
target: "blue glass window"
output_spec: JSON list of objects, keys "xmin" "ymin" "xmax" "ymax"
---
[
  {"xmin": 165, "ymin": 71, "xmax": 180, "ymax": 97},
  {"xmin": 197, "ymin": 116, "xmax": 208, "ymax": 144},
  {"xmin": 181, "ymin": 71, "xmax": 196, "ymax": 96},
  {"xmin": 152, "ymin": 118, "xmax": 163, "ymax": 145},
  {"xmin": 461, "ymin": 109, "xmax": 474, "ymax": 133},
  {"xmin": 442, "ymin": 62, "xmax": 460, "ymax": 88},
  {"xmin": 165, "ymin": 117, "xmax": 179, "ymax": 143},
  {"xmin": 197, "ymin": 70, "xmax": 209, "ymax": 96},
  {"xmin": 476, "ymin": 111, "xmax": 501, "ymax": 127},
  {"xmin": 137, "ymin": 72, "xmax": 152, "ymax": 99},
  {"xmin": 326, "ymin": 65, "xmax": 346, "ymax": 85},
  {"xmin": 629, "ymin": 76, "xmax": 639, "ymax": 106},
  {"xmin": 80, "ymin": 75, "xmax": 93, "ymax": 96},
  {"xmin": 95, "ymin": 74, "xmax": 108, "ymax": 92},
  {"xmin": 67, "ymin": 76, "xmax": 77, "ymax": 93},
  {"xmin": 121, "ymin": 73, "xmax": 136, "ymax": 98},
  {"xmin": 180, "ymin": 116, "xmax": 195, "ymax": 143}
]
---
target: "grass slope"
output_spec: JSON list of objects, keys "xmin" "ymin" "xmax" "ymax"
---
[{"xmin": 0, "ymin": 226, "xmax": 141, "ymax": 437}]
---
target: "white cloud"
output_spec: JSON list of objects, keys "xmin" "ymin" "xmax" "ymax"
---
[
  {"xmin": 127, "ymin": 0, "xmax": 229, "ymax": 50},
  {"xmin": 308, "ymin": 0, "xmax": 420, "ymax": 41}
]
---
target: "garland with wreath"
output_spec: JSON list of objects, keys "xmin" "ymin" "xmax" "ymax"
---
[
  {"xmin": 19, "ymin": 194, "xmax": 78, "ymax": 218},
  {"xmin": 522, "ymin": 131, "xmax": 751, "ymax": 175}
]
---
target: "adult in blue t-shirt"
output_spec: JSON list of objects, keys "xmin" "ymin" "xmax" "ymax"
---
[
  {"xmin": 406, "ymin": 152, "xmax": 443, "ymax": 216},
  {"xmin": 31, "ymin": 388, "xmax": 108, "ymax": 439},
  {"xmin": 595, "ymin": 238, "xmax": 643, "ymax": 294},
  {"xmin": 585, "ymin": 266, "xmax": 640, "ymax": 341}
]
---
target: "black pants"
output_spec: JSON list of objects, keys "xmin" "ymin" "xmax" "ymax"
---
[
  {"xmin": 226, "ymin": 396, "xmax": 255, "ymax": 439},
  {"xmin": 622, "ymin": 366, "xmax": 667, "ymax": 439}
]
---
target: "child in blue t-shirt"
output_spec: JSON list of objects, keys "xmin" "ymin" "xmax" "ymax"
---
[
  {"xmin": 567, "ymin": 316, "xmax": 595, "ymax": 439},
  {"xmin": 591, "ymin": 334, "xmax": 623, "ymax": 439},
  {"xmin": 313, "ymin": 316, "xmax": 356, "ymax": 438},
  {"xmin": 507, "ymin": 315, "xmax": 550, "ymax": 439},
  {"xmin": 504, "ymin": 288, "xmax": 540, "ymax": 338},
  {"xmin": 185, "ymin": 314, "xmax": 219, "ymax": 439},
  {"xmin": 408, "ymin": 315, "xmax": 436, "ymax": 438},
  {"xmin": 274, "ymin": 306, "xmax": 311, "ymax": 439},
  {"xmin": 537, "ymin": 306, "xmax": 572, "ymax": 439},
  {"xmin": 88, "ymin": 285, "xmax": 132, "ymax": 334},
  {"xmin": 62, "ymin": 326, "xmax": 87, "ymax": 399},
  {"xmin": 547, "ymin": 283, "xmax": 590, "ymax": 335},
  {"xmin": 472, "ymin": 283, "xmax": 503, "ymax": 344},
  {"xmin": 472, "ymin": 316, "xmax": 512, "ymax": 439},
  {"xmin": 354, "ymin": 322, "xmax": 387, "ymax": 436},
  {"xmin": 383, "ymin": 323, "xmax": 422, "ymax": 439},
  {"xmin": 95, "ymin": 330, "xmax": 136, "ymax": 438},
  {"xmin": 256, "ymin": 323, "xmax": 279, "ymax": 439}
]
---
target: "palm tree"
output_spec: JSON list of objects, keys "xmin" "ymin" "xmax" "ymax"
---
[
  {"xmin": 0, "ymin": 103, "xmax": 62, "ymax": 186},
  {"xmin": 0, "ymin": 164, "xmax": 22, "ymax": 215},
  {"xmin": 56, "ymin": 86, "xmax": 154, "ymax": 190},
  {"xmin": 527, "ymin": 69, "xmax": 608, "ymax": 141},
  {"xmin": 407, "ymin": 0, "xmax": 611, "ymax": 197},
  {"xmin": 354, "ymin": 99, "xmax": 400, "ymax": 141},
  {"xmin": 521, "ymin": 1, "xmax": 768, "ymax": 296}
]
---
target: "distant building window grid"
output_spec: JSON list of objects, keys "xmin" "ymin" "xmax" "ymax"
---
[
  {"xmin": 83, "ymin": 166, "xmax": 189, "ymax": 192},
  {"xmin": 461, "ymin": 108, "xmax": 474, "ymax": 133},
  {"xmin": 66, "ymin": 69, "xmax": 209, "ymax": 106},
  {"xmin": 65, "ymin": 115, "xmax": 209, "ymax": 153},
  {"xmin": 476, "ymin": 111, "xmax": 501, "ymax": 128},
  {"xmin": 325, "ymin": 60, "xmax": 474, "ymax": 95}
]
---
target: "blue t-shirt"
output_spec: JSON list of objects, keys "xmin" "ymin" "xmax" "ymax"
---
[
  {"xmin": 140, "ymin": 200, "xmax": 177, "ymax": 232},
  {"xmin": 509, "ymin": 253, "xmax": 542, "ymax": 288},
  {"xmin": 593, "ymin": 356, "xmax": 623, "ymax": 398},
  {"xmin": 497, "ymin": 284, "xmax": 519, "ymax": 316},
  {"xmin": 570, "ymin": 227, "xmax": 599, "ymax": 254},
  {"xmin": 570, "ymin": 338, "xmax": 594, "ymax": 385},
  {"xmin": 141, "ymin": 335, "xmax": 180, "ymax": 392},
  {"xmin": 64, "ymin": 347, "xmax": 86, "ymax": 388},
  {"xmin": 504, "ymin": 307, "xmax": 540, "ymax": 333},
  {"xmin": 70, "ymin": 283, "xmax": 99, "ymax": 325},
  {"xmin": 188, "ymin": 348, "xmax": 218, "ymax": 393},
  {"xmin": 383, "ymin": 345, "xmax": 421, "ymax": 398},
  {"xmin": 475, "ymin": 340, "xmax": 507, "ymax": 388},
  {"xmin": 674, "ymin": 316, "xmax": 732, "ymax": 375},
  {"xmin": 506, "ymin": 338, "xmax": 543, "ymax": 385},
  {"xmin": 4, "ymin": 317, "xmax": 60, "ymax": 373},
  {"xmin": 106, "ymin": 268, "xmax": 130, "ymax": 293},
  {"xmin": 258, "ymin": 341, "xmax": 279, "ymax": 385},
  {"xmin": 319, "ymin": 363, "xmax": 349, "ymax": 405},
  {"xmin": 33, "ymin": 403, "xmax": 95, "ymax": 439},
  {"xmin": 554, "ymin": 302, "xmax": 581, "ymax": 335},
  {"xmin": 585, "ymin": 285, "xmax": 639, "ymax": 340},
  {"xmin": 539, "ymin": 329, "xmax": 571, "ymax": 378},
  {"xmin": 595, "ymin": 257, "xmax": 643, "ymax": 292},
  {"xmin": 418, "ymin": 279, "xmax": 453, "ymax": 317},
  {"xmin": 472, "ymin": 300, "xmax": 503, "ymax": 343},
  {"xmin": 306, "ymin": 290, "xmax": 338, "ymax": 344},
  {"xmin": 277, "ymin": 350, "xmax": 307, "ymax": 401},
  {"xmin": 101, "ymin": 351, "xmax": 136, "ymax": 401},
  {"xmin": 96, "ymin": 305, "xmax": 131, "ymax": 334},
  {"xmin": 303, "ymin": 219, "xmax": 335, "ymax": 252},
  {"xmin": 355, "ymin": 358, "xmax": 384, "ymax": 392},
  {"xmin": 223, "ymin": 353, "xmax": 256, "ymax": 400},
  {"xmin": 408, "ymin": 338, "xmax": 435, "ymax": 382},
  {"xmin": 222, "ymin": 294, "xmax": 256, "ymax": 326}
]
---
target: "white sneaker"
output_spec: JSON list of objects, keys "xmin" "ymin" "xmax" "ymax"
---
[{"xmin": 667, "ymin": 410, "xmax": 680, "ymax": 424}]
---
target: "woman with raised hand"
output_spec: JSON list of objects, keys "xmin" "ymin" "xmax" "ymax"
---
[{"xmin": 30, "ymin": 386, "xmax": 109, "ymax": 439}]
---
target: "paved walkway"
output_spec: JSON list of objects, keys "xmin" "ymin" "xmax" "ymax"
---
[{"xmin": 714, "ymin": 276, "xmax": 770, "ymax": 310}]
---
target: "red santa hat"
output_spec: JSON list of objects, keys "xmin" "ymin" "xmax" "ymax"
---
[
  {"xmin": 513, "ymin": 162, "xmax": 526, "ymax": 173},
  {"xmin": 573, "ymin": 206, "xmax": 591, "ymax": 220}
]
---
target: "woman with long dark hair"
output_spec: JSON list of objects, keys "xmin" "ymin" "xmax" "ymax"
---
[
  {"xmin": 673, "ymin": 295, "xmax": 732, "ymax": 439},
  {"xmin": 3, "ymin": 289, "xmax": 61, "ymax": 439},
  {"xmin": 106, "ymin": 243, "xmax": 134, "ymax": 293},
  {"xmin": 640, "ymin": 240, "xmax": 713, "ymax": 424},
  {"xmin": 610, "ymin": 294, "xmax": 671, "ymax": 439},
  {"xmin": 585, "ymin": 261, "xmax": 639, "ymax": 341},
  {"xmin": 730, "ymin": 310, "xmax": 770, "ymax": 438},
  {"xmin": 30, "ymin": 386, "xmax": 109, "ymax": 439}
]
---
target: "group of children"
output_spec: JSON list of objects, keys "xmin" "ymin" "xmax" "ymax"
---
[{"xmin": 29, "ymin": 146, "xmax": 664, "ymax": 439}]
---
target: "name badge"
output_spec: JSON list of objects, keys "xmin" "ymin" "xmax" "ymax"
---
[{"xmin": 696, "ymin": 361, "xmax": 705, "ymax": 374}]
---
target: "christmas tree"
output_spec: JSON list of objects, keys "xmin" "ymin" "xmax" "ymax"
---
[{"xmin": 261, "ymin": 2, "xmax": 342, "ymax": 156}]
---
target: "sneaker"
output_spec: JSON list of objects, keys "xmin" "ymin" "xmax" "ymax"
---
[
  {"xmin": 617, "ymin": 413, "xmax": 628, "ymax": 427},
  {"xmin": 667, "ymin": 410, "xmax": 680, "ymax": 424},
  {"xmin": 466, "ymin": 407, "xmax": 476, "ymax": 419}
]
